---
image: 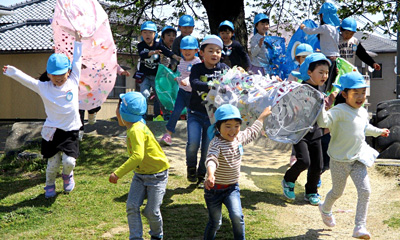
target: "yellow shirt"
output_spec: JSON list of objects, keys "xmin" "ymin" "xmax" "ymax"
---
[{"xmin": 114, "ymin": 121, "xmax": 170, "ymax": 177}]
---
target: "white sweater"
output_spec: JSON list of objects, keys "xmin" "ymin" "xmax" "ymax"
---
[
  {"xmin": 303, "ymin": 24, "xmax": 339, "ymax": 57},
  {"xmin": 317, "ymin": 103, "xmax": 383, "ymax": 162},
  {"xmin": 4, "ymin": 42, "xmax": 83, "ymax": 131}
]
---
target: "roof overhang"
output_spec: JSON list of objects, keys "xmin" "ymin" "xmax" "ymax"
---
[{"xmin": 0, "ymin": 10, "xmax": 14, "ymax": 16}]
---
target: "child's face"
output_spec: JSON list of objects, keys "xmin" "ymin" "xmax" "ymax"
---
[
  {"xmin": 219, "ymin": 119, "xmax": 241, "ymax": 142},
  {"xmin": 47, "ymin": 72, "xmax": 69, "ymax": 87},
  {"xmin": 256, "ymin": 21, "xmax": 269, "ymax": 35},
  {"xmin": 307, "ymin": 64, "xmax": 329, "ymax": 86},
  {"xmin": 200, "ymin": 44, "xmax": 222, "ymax": 68},
  {"xmin": 343, "ymin": 88, "xmax": 366, "ymax": 109},
  {"xmin": 219, "ymin": 30, "xmax": 234, "ymax": 44},
  {"xmin": 180, "ymin": 26, "xmax": 194, "ymax": 37},
  {"xmin": 342, "ymin": 30, "xmax": 355, "ymax": 41},
  {"xmin": 181, "ymin": 49, "xmax": 198, "ymax": 61},
  {"xmin": 296, "ymin": 55, "xmax": 307, "ymax": 65},
  {"xmin": 162, "ymin": 31, "xmax": 176, "ymax": 48},
  {"xmin": 141, "ymin": 30, "xmax": 156, "ymax": 45}
]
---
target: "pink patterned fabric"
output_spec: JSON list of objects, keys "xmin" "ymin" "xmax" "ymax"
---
[{"xmin": 52, "ymin": 0, "xmax": 118, "ymax": 110}]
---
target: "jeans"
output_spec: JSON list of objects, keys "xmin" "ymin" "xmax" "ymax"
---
[
  {"xmin": 186, "ymin": 110, "xmax": 211, "ymax": 177},
  {"xmin": 140, "ymin": 75, "xmax": 162, "ymax": 117},
  {"xmin": 165, "ymin": 88, "xmax": 191, "ymax": 133},
  {"xmin": 204, "ymin": 183, "xmax": 245, "ymax": 240},
  {"xmin": 126, "ymin": 170, "xmax": 168, "ymax": 240}
]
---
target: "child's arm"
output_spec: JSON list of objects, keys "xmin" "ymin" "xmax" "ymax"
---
[
  {"xmin": 301, "ymin": 24, "xmax": 323, "ymax": 35},
  {"xmin": 240, "ymin": 106, "xmax": 272, "ymax": 145},
  {"xmin": 189, "ymin": 64, "xmax": 210, "ymax": 92},
  {"xmin": 317, "ymin": 104, "xmax": 338, "ymax": 129},
  {"xmin": 355, "ymin": 43, "xmax": 381, "ymax": 71},
  {"xmin": 69, "ymin": 31, "xmax": 83, "ymax": 85},
  {"xmin": 250, "ymin": 35, "xmax": 263, "ymax": 58},
  {"xmin": 204, "ymin": 138, "xmax": 220, "ymax": 190},
  {"xmin": 204, "ymin": 165, "xmax": 216, "ymax": 190},
  {"xmin": 3, "ymin": 65, "xmax": 40, "ymax": 93},
  {"xmin": 365, "ymin": 124, "xmax": 390, "ymax": 138},
  {"xmin": 117, "ymin": 64, "xmax": 130, "ymax": 76}
]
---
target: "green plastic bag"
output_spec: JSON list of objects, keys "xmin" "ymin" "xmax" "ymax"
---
[
  {"xmin": 330, "ymin": 57, "xmax": 358, "ymax": 94},
  {"xmin": 155, "ymin": 64, "xmax": 181, "ymax": 111}
]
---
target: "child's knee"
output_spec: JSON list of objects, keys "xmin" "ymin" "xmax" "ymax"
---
[
  {"xmin": 126, "ymin": 202, "xmax": 141, "ymax": 214},
  {"xmin": 62, "ymin": 154, "xmax": 76, "ymax": 169},
  {"xmin": 357, "ymin": 186, "xmax": 371, "ymax": 199},
  {"xmin": 143, "ymin": 207, "xmax": 160, "ymax": 220}
]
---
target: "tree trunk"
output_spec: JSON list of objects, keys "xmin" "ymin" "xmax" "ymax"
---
[{"xmin": 201, "ymin": 0, "xmax": 248, "ymax": 52}]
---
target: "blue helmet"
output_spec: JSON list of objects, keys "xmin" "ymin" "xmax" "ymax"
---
[
  {"xmin": 341, "ymin": 17, "xmax": 357, "ymax": 32},
  {"xmin": 178, "ymin": 15, "xmax": 195, "ymax": 27},
  {"xmin": 318, "ymin": 2, "xmax": 340, "ymax": 26},
  {"xmin": 218, "ymin": 20, "xmax": 234, "ymax": 31},
  {"xmin": 334, "ymin": 72, "xmax": 369, "ymax": 91},
  {"xmin": 180, "ymin": 36, "xmax": 199, "ymax": 49},
  {"xmin": 140, "ymin": 21, "xmax": 157, "ymax": 32},
  {"xmin": 161, "ymin": 26, "xmax": 177, "ymax": 35},
  {"xmin": 253, "ymin": 13, "xmax": 269, "ymax": 34},
  {"xmin": 295, "ymin": 43, "xmax": 313, "ymax": 56},
  {"xmin": 291, "ymin": 53, "xmax": 331, "ymax": 81},
  {"xmin": 200, "ymin": 35, "xmax": 223, "ymax": 49}
]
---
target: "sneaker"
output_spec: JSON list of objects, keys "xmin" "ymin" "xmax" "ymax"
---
[
  {"xmin": 317, "ymin": 179, "xmax": 322, "ymax": 188},
  {"xmin": 281, "ymin": 179, "xmax": 296, "ymax": 200},
  {"xmin": 187, "ymin": 167, "xmax": 197, "ymax": 183},
  {"xmin": 304, "ymin": 193, "xmax": 321, "ymax": 205},
  {"xmin": 44, "ymin": 185, "xmax": 56, "ymax": 198},
  {"xmin": 289, "ymin": 155, "xmax": 297, "ymax": 166},
  {"xmin": 318, "ymin": 203, "xmax": 336, "ymax": 227},
  {"xmin": 88, "ymin": 113, "xmax": 97, "ymax": 125},
  {"xmin": 78, "ymin": 130, "xmax": 84, "ymax": 141},
  {"xmin": 62, "ymin": 172, "xmax": 75, "ymax": 192},
  {"xmin": 352, "ymin": 225, "xmax": 371, "ymax": 239},
  {"xmin": 198, "ymin": 179, "xmax": 205, "ymax": 189},
  {"xmin": 153, "ymin": 115, "xmax": 164, "ymax": 121},
  {"xmin": 160, "ymin": 133, "xmax": 172, "ymax": 146}
]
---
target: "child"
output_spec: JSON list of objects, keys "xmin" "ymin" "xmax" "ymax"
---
[
  {"xmin": 137, "ymin": 21, "xmax": 180, "ymax": 120},
  {"xmin": 160, "ymin": 36, "xmax": 201, "ymax": 146},
  {"xmin": 203, "ymin": 104, "xmax": 272, "ymax": 239},
  {"xmin": 282, "ymin": 53, "xmax": 331, "ymax": 205},
  {"xmin": 249, "ymin": 13, "xmax": 270, "ymax": 75},
  {"xmin": 187, "ymin": 35, "xmax": 230, "ymax": 185},
  {"xmin": 300, "ymin": 2, "xmax": 340, "ymax": 92},
  {"xmin": 109, "ymin": 91, "xmax": 170, "ymax": 240},
  {"xmin": 3, "ymin": 31, "xmax": 83, "ymax": 198},
  {"xmin": 339, "ymin": 17, "xmax": 381, "ymax": 71},
  {"xmin": 287, "ymin": 43, "xmax": 314, "ymax": 166},
  {"xmin": 218, "ymin": 20, "xmax": 250, "ymax": 71},
  {"xmin": 317, "ymin": 72, "xmax": 389, "ymax": 239},
  {"xmin": 160, "ymin": 26, "xmax": 177, "ymax": 67},
  {"xmin": 171, "ymin": 15, "xmax": 195, "ymax": 71}
]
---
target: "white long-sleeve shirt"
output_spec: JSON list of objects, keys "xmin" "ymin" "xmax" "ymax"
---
[
  {"xmin": 4, "ymin": 41, "xmax": 83, "ymax": 131},
  {"xmin": 303, "ymin": 24, "xmax": 339, "ymax": 57},
  {"xmin": 317, "ymin": 103, "xmax": 384, "ymax": 162}
]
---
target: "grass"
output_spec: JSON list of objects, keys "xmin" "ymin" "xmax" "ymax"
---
[{"xmin": 1, "ymin": 134, "xmax": 399, "ymax": 239}]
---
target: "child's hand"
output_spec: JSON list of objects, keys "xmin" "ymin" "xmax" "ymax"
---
[
  {"xmin": 204, "ymin": 175, "xmax": 215, "ymax": 190},
  {"xmin": 373, "ymin": 63, "xmax": 381, "ymax": 71},
  {"xmin": 2, "ymin": 65, "xmax": 7, "ymax": 74},
  {"xmin": 257, "ymin": 106, "xmax": 272, "ymax": 122},
  {"xmin": 258, "ymin": 38, "xmax": 264, "ymax": 47},
  {"xmin": 150, "ymin": 50, "xmax": 162, "ymax": 56},
  {"xmin": 172, "ymin": 54, "xmax": 181, "ymax": 61},
  {"xmin": 381, "ymin": 128, "xmax": 390, "ymax": 137},
  {"xmin": 109, "ymin": 173, "xmax": 119, "ymax": 184},
  {"xmin": 180, "ymin": 80, "xmax": 188, "ymax": 86},
  {"xmin": 75, "ymin": 31, "xmax": 82, "ymax": 42},
  {"xmin": 120, "ymin": 70, "xmax": 130, "ymax": 76},
  {"xmin": 300, "ymin": 24, "xmax": 305, "ymax": 30}
]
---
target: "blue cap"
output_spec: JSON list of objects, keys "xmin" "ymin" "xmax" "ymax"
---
[
  {"xmin": 207, "ymin": 104, "xmax": 242, "ymax": 140},
  {"xmin": 291, "ymin": 53, "xmax": 331, "ymax": 81},
  {"xmin": 200, "ymin": 35, "xmax": 223, "ymax": 49},
  {"xmin": 318, "ymin": 2, "xmax": 340, "ymax": 26},
  {"xmin": 140, "ymin": 21, "xmax": 157, "ymax": 32},
  {"xmin": 46, "ymin": 53, "xmax": 71, "ymax": 75},
  {"xmin": 119, "ymin": 92, "xmax": 147, "ymax": 123},
  {"xmin": 219, "ymin": 20, "xmax": 234, "ymax": 31},
  {"xmin": 295, "ymin": 43, "xmax": 313, "ymax": 56},
  {"xmin": 180, "ymin": 36, "xmax": 198, "ymax": 49},
  {"xmin": 178, "ymin": 15, "xmax": 195, "ymax": 27},
  {"xmin": 334, "ymin": 72, "xmax": 369, "ymax": 91},
  {"xmin": 253, "ymin": 13, "xmax": 269, "ymax": 34},
  {"xmin": 161, "ymin": 26, "xmax": 177, "ymax": 35},
  {"xmin": 341, "ymin": 17, "xmax": 357, "ymax": 32}
]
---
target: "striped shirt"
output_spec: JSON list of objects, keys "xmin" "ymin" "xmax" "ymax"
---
[
  {"xmin": 176, "ymin": 57, "xmax": 201, "ymax": 92},
  {"xmin": 205, "ymin": 120, "xmax": 263, "ymax": 185}
]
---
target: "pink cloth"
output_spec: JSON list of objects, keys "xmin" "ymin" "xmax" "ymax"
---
[{"xmin": 52, "ymin": 0, "xmax": 118, "ymax": 110}]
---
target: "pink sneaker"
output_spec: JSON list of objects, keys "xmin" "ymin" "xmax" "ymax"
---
[
  {"xmin": 62, "ymin": 172, "xmax": 75, "ymax": 193},
  {"xmin": 289, "ymin": 155, "xmax": 297, "ymax": 166},
  {"xmin": 352, "ymin": 225, "xmax": 371, "ymax": 239},
  {"xmin": 160, "ymin": 133, "xmax": 172, "ymax": 146},
  {"xmin": 318, "ymin": 203, "xmax": 336, "ymax": 227}
]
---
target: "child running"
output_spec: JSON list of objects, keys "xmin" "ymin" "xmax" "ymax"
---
[
  {"xmin": 109, "ymin": 91, "xmax": 170, "ymax": 240},
  {"xmin": 282, "ymin": 53, "xmax": 331, "ymax": 205},
  {"xmin": 317, "ymin": 72, "xmax": 389, "ymax": 239},
  {"xmin": 204, "ymin": 104, "xmax": 272, "ymax": 240},
  {"xmin": 160, "ymin": 36, "xmax": 201, "ymax": 146},
  {"xmin": 160, "ymin": 26, "xmax": 177, "ymax": 67},
  {"xmin": 3, "ymin": 31, "xmax": 82, "ymax": 198}
]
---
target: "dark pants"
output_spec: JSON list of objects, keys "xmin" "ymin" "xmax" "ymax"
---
[
  {"xmin": 284, "ymin": 137, "xmax": 323, "ymax": 194},
  {"xmin": 321, "ymin": 133, "xmax": 331, "ymax": 172}
]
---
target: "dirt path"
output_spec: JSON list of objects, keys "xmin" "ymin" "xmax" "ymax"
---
[{"xmin": 161, "ymin": 131, "xmax": 400, "ymax": 240}]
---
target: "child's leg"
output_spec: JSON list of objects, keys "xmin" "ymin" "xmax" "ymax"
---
[
  {"xmin": 349, "ymin": 161, "xmax": 371, "ymax": 227},
  {"xmin": 142, "ymin": 170, "xmax": 168, "ymax": 239},
  {"xmin": 204, "ymin": 189, "xmax": 224, "ymax": 239},
  {"xmin": 186, "ymin": 111, "xmax": 203, "ymax": 171},
  {"xmin": 126, "ymin": 173, "xmax": 147, "ymax": 239},
  {"xmin": 46, "ymin": 152, "xmax": 62, "ymax": 186},
  {"xmin": 165, "ymin": 89, "xmax": 188, "ymax": 134},
  {"xmin": 284, "ymin": 139, "xmax": 310, "ymax": 183},
  {"xmin": 224, "ymin": 184, "xmax": 245, "ymax": 240},
  {"xmin": 199, "ymin": 117, "xmax": 211, "ymax": 179},
  {"xmin": 305, "ymin": 139, "xmax": 323, "ymax": 194},
  {"xmin": 61, "ymin": 153, "xmax": 76, "ymax": 176},
  {"xmin": 322, "ymin": 161, "xmax": 351, "ymax": 213},
  {"xmin": 140, "ymin": 76, "xmax": 153, "ymax": 99}
]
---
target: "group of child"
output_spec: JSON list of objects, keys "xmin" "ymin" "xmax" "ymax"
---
[{"xmin": 2, "ymin": 2, "xmax": 389, "ymax": 239}]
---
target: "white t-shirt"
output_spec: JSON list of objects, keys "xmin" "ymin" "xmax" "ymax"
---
[{"xmin": 4, "ymin": 42, "xmax": 83, "ymax": 131}]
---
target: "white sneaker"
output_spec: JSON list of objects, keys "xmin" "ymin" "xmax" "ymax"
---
[
  {"xmin": 352, "ymin": 225, "xmax": 371, "ymax": 239},
  {"xmin": 88, "ymin": 113, "xmax": 97, "ymax": 125},
  {"xmin": 78, "ymin": 130, "xmax": 84, "ymax": 141},
  {"xmin": 318, "ymin": 203, "xmax": 336, "ymax": 227}
]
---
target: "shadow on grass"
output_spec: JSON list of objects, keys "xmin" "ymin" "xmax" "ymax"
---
[
  {"xmin": 0, "ymin": 191, "xmax": 58, "ymax": 213},
  {"xmin": 0, "ymin": 174, "xmax": 45, "ymax": 201},
  {"xmin": 260, "ymin": 228, "xmax": 333, "ymax": 239}
]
